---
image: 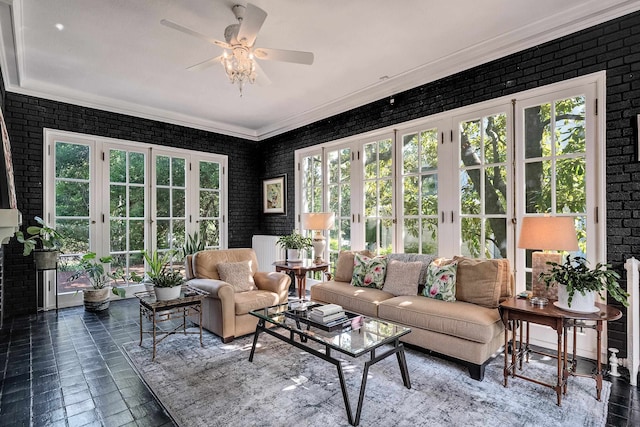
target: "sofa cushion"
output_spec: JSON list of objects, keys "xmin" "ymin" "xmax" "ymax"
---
[
  {"xmin": 378, "ymin": 296, "xmax": 503, "ymax": 344},
  {"xmin": 217, "ymin": 260, "xmax": 256, "ymax": 292},
  {"xmin": 422, "ymin": 259, "xmax": 458, "ymax": 302},
  {"xmin": 388, "ymin": 253, "xmax": 436, "ymax": 285},
  {"xmin": 234, "ymin": 290, "xmax": 279, "ymax": 315},
  {"xmin": 310, "ymin": 280, "xmax": 393, "ymax": 317},
  {"xmin": 383, "ymin": 260, "xmax": 422, "ymax": 296},
  {"xmin": 453, "ymin": 256, "xmax": 509, "ymax": 309},
  {"xmin": 351, "ymin": 253, "xmax": 388, "ymax": 289},
  {"xmin": 335, "ymin": 250, "xmax": 373, "ymax": 282}
]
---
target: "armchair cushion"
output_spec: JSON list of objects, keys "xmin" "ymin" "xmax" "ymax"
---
[{"xmin": 218, "ymin": 260, "xmax": 256, "ymax": 292}]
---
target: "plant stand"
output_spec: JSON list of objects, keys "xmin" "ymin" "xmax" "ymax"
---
[{"xmin": 35, "ymin": 263, "xmax": 58, "ymax": 314}]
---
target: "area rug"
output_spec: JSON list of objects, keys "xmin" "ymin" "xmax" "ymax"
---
[{"xmin": 122, "ymin": 329, "xmax": 610, "ymax": 427}]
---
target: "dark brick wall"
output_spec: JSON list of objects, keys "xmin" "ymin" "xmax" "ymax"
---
[
  {"xmin": 2, "ymin": 93, "xmax": 262, "ymax": 318},
  {"xmin": 260, "ymin": 11, "xmax": 640, "ymax": 357}
]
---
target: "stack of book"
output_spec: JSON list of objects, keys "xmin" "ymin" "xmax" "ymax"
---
[{"xmin": 309, "ymin": 303, "xmax": 347, "ymax": 325}]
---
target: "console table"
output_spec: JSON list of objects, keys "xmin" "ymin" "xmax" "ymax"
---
[{"xmin": 500, "ymin": 297, "xmax": 621, "ymax": 405}]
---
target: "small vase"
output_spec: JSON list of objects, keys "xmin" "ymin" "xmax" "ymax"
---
[
  {"xmin": 556, "ymin": 284, "xmax": 598, "ymax": 313},
  {"xmin": 154, "ymin": 286, "xmax": 182, "ymax": 301}
]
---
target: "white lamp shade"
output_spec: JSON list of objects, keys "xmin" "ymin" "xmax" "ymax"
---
[
  {"xmin": 517, "ymin": 216, "xmax": 579, "ymax": 251},
  {"xmin": 301, "ymin": 212, "xmax": 335, "ymax": 230}
]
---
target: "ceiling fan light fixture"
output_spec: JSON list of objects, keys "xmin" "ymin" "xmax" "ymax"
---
[{"xmin": 220, "ymin": 47, "xmax": 257, "ymax": 96}]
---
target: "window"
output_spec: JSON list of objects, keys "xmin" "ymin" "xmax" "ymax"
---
[{"xmin": 44, "ymin": 130, "xmax": 228, "ymax": 307}]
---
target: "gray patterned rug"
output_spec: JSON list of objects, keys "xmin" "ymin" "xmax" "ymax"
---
[{"xmin": 122, "ymin": 329, "xmax": 609, "ymax": 427}]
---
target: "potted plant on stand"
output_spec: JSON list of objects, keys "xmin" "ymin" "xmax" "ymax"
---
[
  {"xmin": 277, "ymin": 231, "xmax": 312, "ymax": 262},
  {"xmin": 15, "ymin": 216, "xmax": 63, "ymax": 270},
  {"xmin": 67, "ymin": 252, "xmax": 126, "ymax": 312},
  {"xmin": 539, "ymin": 255, "xmax": 629, "ymax": 313}
]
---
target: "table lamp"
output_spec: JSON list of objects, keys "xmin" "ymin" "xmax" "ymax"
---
[
  {"xmin": 517, "ymin": 216, "xmax": 578, "ymax": 304},
  {"xmin": 301, "ymin": 212, "xmax": 335, "ymax": 263}
]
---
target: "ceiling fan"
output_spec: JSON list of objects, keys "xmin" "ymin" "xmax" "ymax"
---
[{"xmin": 161, "ymin": 3, "xmax": 314, "ymax": 95}]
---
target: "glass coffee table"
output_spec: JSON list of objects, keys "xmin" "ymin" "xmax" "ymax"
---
[{"xmin": 249, "ymin": 302, "xmax": 412, "ymax": 426}]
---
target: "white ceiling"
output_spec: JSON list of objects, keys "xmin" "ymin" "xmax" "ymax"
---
[{"xmin": 1, "ymin": 0, "xmax": 639, "ymax": 141}]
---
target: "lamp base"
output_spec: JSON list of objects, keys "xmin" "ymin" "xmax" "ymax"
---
[
  {"xmin": 312, "ymin": 236, "xmax": 326, "ymax": 264},
  {"xmin": 532, "ymin": 252, "xmax": 562, "ymax": 300}
]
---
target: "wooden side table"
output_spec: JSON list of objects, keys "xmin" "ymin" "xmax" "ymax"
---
[
  {"xmin": 273, "ymin": 259, "xmax": 330, "ymax": 300},
  {"xmin": 500, "ymin": 297, "xmax": 621, "ymax": 406}
]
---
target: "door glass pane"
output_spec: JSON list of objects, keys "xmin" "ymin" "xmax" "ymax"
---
[
  {"xmin": 54, "ymin": 141, "xmax": 92, "ymax": 293},
  {"xmin": 459, "ymin": 113, "xmax": 508, "ymax": 259},
  {"xmin": 327, "ymin": 148, "xmax": 351, "ymax": 268},
  {"xmin": 363, "ymin": 139, "xmax": 394, "ymax": 254},
  {"xmin": 522, "ymin": 95, "xmax": 587, "ymax": 290},
  {"xmin": 401, "ymin": 129, "xmax": 438, "ymax": 254},
  {"xmin": 198, "ymin": 160, "xmax": 222, "ymax": 249},
  {"xmin": 156, "ymin": 155, "xmax": 187, "ymax": 256},
  {"xmin": 109, "ymin": 149, "xmax": 147, "ymax": 282}
]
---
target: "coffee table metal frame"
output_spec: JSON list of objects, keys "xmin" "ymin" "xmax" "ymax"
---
[
  {"xmin": 501, "ymin": 297, "xmax": 621, "ymax": 405},
  {"xmin": 136, "ymin": 285, "xmax": 208, "ymax": 361},
  {"xmin": 249, "ymin": 302, "xmax": 411, "ymax": 426}
]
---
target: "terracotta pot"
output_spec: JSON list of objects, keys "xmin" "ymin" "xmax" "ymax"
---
[
  {"xmin": 83, "ymin": 287, "xmax": 110, "ymax": 312},
  {"xmin": 154, "ymin": 285, "xmax": 182, "ymax": 301}
]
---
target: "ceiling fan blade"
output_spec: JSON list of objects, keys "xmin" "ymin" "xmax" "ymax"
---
[
  {"xmin": 161, "ymin": 19, "xmax": 231, "ymax": 50},
  {"xmin": 237, "ymin": 3, "xmax": 267, "ymax": 47},
  {"xmin": 253, "ymin": 48, "xmax": 314, "ymax": 65},
  {"xmin": 253, "ymin": 61, "xmax": 272, "ymax": 87},
  {"xmin": 186, "ymin": 55, "xmax": 223, "ymax": 72}
]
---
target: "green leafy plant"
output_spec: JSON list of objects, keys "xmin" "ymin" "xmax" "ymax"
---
[
  {"xmin": 153, "ymin": 267, "xmax": 184, "ymax": 288},
  {"xmin": 181, "ymin": 231, "xmax": 205, "ymax": 257},
  {"xmin": 276, "ymin": 231, "xmax": 312, "ymax": 250},
  {"xmin": 67, "ymin": 252, "xmax": 128, "ymax": 297},
  {"xmin": 539, "ymin": 255, "xmax": 629, "ymax": 307},
  {"xmin": 15, "ymin": 216, "xmax": 63, "ymax": 256},
  {"xmin": 142, "ymin": 249, "xmax": 174, "ymax": 281}
]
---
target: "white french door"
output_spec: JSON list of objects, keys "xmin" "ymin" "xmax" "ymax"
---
[
  {"xmin": 295, "ymin": 73, "xmax": 606, "ymax": 359},
  {"xmin": 44, "ymin": 129, "xmax": 227, "ymax": 308}
]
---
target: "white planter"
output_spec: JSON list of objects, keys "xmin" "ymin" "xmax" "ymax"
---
[
  {"xmin": 154, "ymin": 285, "xmax": 182, "ymax": 301},
  {"xmin": 555, "ymin": 284, "xmax": 599, "ymax": 313},
  {"xmin": 287, "ymin": 249, "xmax": 302, "ymax": 262}
]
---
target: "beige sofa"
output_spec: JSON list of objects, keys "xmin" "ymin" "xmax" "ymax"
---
[
  {"xmin": 310, "ymin": 252, "xmax": 513, "ymax": 380},
  {"xmin": 185, "ymin": 248, "xmax": 291, "ymax": 343}
]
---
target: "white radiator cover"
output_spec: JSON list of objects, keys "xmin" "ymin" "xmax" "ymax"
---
[
  {"xmin": 624, "ymin": 257, "xmax": 640, "ymax": 386},
  {"xmin": 252, "ymin": 235, "xmax": 285, "ymax": 272}
]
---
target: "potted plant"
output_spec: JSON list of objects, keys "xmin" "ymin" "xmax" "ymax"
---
[
  {"xmin": 180, "ymin": 231, "xmax": 205, "ymax": 258},
  {"xmin": 67, "ymin": 252, "xmax": 126, "ymax": 312},
  {"xmin": 142, "ymin": 249, "xmax": 183, "ymax": 300},
  {"xmin": 539, "ymin": 255, "xmax": 629, "ymax": 312},
  {"xmin": 276, "ymin": 231, "xmax": 312, "ymax": 262},
  {"xmin": 153, "ymin": 265, "xmax": 184, "ymax": 301},
  {"xmin": 15, "ymin": 216, "xmax": 63, "ymax": 269}
]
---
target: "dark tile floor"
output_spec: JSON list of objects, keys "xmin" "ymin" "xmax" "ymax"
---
[{"xmin": 0, "ymin": 298, "xmax": 638, "ymax": 426}]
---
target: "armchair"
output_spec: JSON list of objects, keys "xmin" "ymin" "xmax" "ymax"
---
[{"xmin": 185, "ymin": 248, "xmax": 290, "ymax": 343}]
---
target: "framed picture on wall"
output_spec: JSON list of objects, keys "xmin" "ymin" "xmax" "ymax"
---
[{"xmin": 263, "ymin": 175, "xmax": 286, "ymax": 214}]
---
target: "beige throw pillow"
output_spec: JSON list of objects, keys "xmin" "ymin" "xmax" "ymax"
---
[
  {"xmin": 217, "ymin": 260, "xmax": 256, "ymax": 292},
  {"xmin": 453, "ymin": 256, "xmax": 509, "ymax": 308},
  {"xmin": 335, "ymin": 250, "xmax": 373, "ymax": 282},
  {"xmin": 383, "ymin": 260, "xmax": 423, "ymax": 296}
]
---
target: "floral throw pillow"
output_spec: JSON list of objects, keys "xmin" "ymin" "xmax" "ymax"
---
[
  {"xmin": 351, "ymin": 253, "xmax": 388, "ymax": 289},
  {"xmin": 422, "ymin": 260, "xmax": 458, "ymax": 301}
]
